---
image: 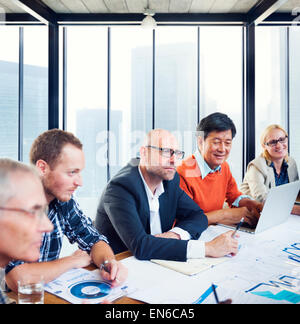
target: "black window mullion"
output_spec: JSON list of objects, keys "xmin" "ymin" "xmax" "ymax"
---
[
  {"xmin": 244, "ymin": 24, "xmax": 256, "ymax": 170},
  {"xmin": 152, "ymin": 28, "xmax": 155, "ymax": 130},
  {"xmin": 48, "ymin": 23, "xmax": 59, "ymax": 130},
  {"xmin": 286, "ymin": 26, "xmax": 290, "ymax": 152},
  {"xmin": 107, "ymin": 27, "xmax": 111, "ymax": 182},
  {"xmin": 18, "ymin": 27, "xmax": 24, "ymax": 162},
  {"xmin": 62, "ymin": 26, "xmax": 67, "ymax": 131},
  {"xmin": 242, "ymin": 26, "xmax": 245, "ymax": 179},
  {"xmin": 197, "ymin": 26, "xmax": 200, "ymax": 125}
]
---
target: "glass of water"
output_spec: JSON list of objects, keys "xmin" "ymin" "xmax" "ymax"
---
[{"xmin": 18, "ymin": 275, "xmax": 44, "ymax": 304}]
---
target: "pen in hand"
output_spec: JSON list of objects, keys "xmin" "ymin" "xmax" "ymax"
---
[
  {"xmin": 101, "ymin": 261, "xmax": 111, "ymax": 273},
  {"xmin": 100, "ymin": 260, "xmax": 120, "ymax": 284},
  {"xmin": 231, "ymin": 217, "xmax": 244, "ymax": 238}
]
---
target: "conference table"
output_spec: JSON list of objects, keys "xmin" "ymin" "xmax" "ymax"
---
[
  {"xmin": 6, "ymin": 213, "xmax": 300, "ymax": 304},
  {"xmin": 7, "ymin": 250, "xmax": 142, "ymax": 304}
]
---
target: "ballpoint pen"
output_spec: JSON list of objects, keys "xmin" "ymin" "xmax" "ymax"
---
[
  {"xmin": 211, "ymin": 283, "xmax": 219, "ymax": 304},
  {"xmin": 100, "ymin": 260, "xmax": 120, "ymax": 283},
  {"xmin": 231, "ymin": 217, "xmax": 244, "ymax": 238}
]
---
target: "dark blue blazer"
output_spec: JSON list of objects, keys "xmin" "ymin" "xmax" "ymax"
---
[{"xmin": 95, "ymin": 158, "xmax": 208, "ymax": 261}]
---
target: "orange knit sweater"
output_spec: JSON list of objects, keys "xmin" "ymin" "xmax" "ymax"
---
[{"xmin": 177, "ymin": 155, "xmax": 242, "ymax": 213}]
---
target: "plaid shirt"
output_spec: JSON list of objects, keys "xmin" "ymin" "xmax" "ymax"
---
[{"xmin": 6, "ymin": 197, "xmax": 108, "ymax": 274}]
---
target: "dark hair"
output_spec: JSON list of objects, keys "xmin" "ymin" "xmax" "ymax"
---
[
  {"xmin": 30, "ymin": 129, "xmax": 83, "ymax": 168},
  {"xmin": 196, "ymin": 112, "xmax": 236, "ymax": 139}
]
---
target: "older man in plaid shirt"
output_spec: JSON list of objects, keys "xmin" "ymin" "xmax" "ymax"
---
[{"xmin": 5, "ymin": 130, "xmax": 127, "ymax": 293}]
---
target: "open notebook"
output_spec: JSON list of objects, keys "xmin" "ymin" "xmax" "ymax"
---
[{"xmin": 150, "ymin": 257, "xmax": 228, "ymax": 276}]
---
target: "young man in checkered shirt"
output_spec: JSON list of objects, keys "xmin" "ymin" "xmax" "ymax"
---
[{"xmin": 5, "ymin": 130, "xmax": 127, "ymax": 293}]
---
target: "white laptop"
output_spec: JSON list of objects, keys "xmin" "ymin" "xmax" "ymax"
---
[{"xmin": 221, "ymin": 180, "xmax": 300, "ymax": 234}]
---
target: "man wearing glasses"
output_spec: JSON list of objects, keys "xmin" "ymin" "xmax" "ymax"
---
[
  {"xmin": 0, "ymin": 159, "xmax": 53, "ymax": 304},
  {"xmin": 177, "ymin": 112, "xmax": 263, "ymax": 228},
  {"xmin": 95, "ymin": 129, "xmax": 239, "ymax": 261}
]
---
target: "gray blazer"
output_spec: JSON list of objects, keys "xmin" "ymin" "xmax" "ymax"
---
[{"xmin": 240, "ymin": 155, "xmax": 299, "ymax": 202}]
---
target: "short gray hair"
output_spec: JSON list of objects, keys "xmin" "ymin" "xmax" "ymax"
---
[{"xmin": 0, "ymin": 158, "xmax": 39, "ymax": 207}]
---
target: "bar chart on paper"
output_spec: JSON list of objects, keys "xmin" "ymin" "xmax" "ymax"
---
[
  {"xmin": 245, "ymin": 275, "xmax": 300, "ymax": 304},
  {"xmin": 244, "ymin": 240, "xmax": 300, "ymax": 304},
  {"xmin": 122, "ymin": 218, "xmax": 300, "ymax": 304},
  {"xmin": 282, "ymin": 243, "xmax": 300, "ymax": 264}
]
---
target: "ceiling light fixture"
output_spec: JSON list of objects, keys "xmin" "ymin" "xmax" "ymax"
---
[{"xmin": 141, "ymin": 7, "xmax": 157, "ymax": 29}]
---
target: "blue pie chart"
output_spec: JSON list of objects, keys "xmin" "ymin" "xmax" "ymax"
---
[{"xmin": 69, "ymin": 280, "xmax": 111, "ymax": 299}]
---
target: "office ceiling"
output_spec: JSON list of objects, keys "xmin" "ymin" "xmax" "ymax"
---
[
  {"xmin": 0, "ymin": 0, "xmax": 299, "ymax": 14},
  {"xmin": 31, "ymin": 0, "xmax": 262, "ymax": 14},
  {"xmin": 1, "ymin": 0, "xmax": 300, "ymax": 23}
]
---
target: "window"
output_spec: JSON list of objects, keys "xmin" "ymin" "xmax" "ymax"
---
[
  {"xmin": 65, "ymin": 27, "xmax": 108, "ymax": 219},
  {"xmin": 0, "ymin": 26, "xmax": 48, "ymax": 162},
  {"xmin": 289, "ymin": 27, "xmax": 300, "ymax": 164},
  {"xmin": 23, "ymin": 26, "xmax": 48, "ymax": 163},
  {"xmin": 0, "ymin": 27, "xmax": 19, "ymax": 160},
  {"xmin": 64, "ymin": 25, "xmax": 245, "ymax": 203},
  {"xmin": 199, "ymin": 27, "xmax": 243, "ymax": 185},
  {"xmin": 61, "ymin": 24, "xmax": 297, "ymax": 223},
  {"xmin": 155, "ymin": 27, "xmax": 198, "ymax": 157},
  {"xmin": 255, "ymin": 27, "xmax": 288, "ymax": 156},
  {"xmin": 110, "ymin": 27, "xmax": 153, "ymax": 178}
]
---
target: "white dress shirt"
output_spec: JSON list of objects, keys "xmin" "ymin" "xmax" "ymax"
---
[{"xmin": 138, "ymin": 166, "xmax": 206, "ymax": 258}]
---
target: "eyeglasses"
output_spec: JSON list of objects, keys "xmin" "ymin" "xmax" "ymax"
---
[
  {"xmin": 146, "ymin": 145, "xmax": 185, "ymax": 160},
  {"xmin": 0, "ymin": 205, "xmax": 49, "ymax": 222},
  {"xmin": 265, "ymin": 136, "xmax": 288, "ymax": 147}
]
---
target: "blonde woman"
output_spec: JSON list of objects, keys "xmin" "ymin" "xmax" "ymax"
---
[{"xmin": 240, "ymin": 124, "xmax": 299, "ymax": 214}]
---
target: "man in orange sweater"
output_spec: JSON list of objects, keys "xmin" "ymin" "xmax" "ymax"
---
[{"xmin": 177, "ymin": 112, "xmax": 262, "ymax": 226}]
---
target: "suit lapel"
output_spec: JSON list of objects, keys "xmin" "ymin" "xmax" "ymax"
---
[
  {"xmin": 159, "ymin": 182, "xmax": 170, "ymax": 232},
  {"xmin": 135, "ymin": 167, "xmax": 151, "ymax": 233}
]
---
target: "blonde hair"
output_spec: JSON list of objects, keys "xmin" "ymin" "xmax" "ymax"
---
[{"xmin": 260, "ymin": 124, "xmax": 289, "ymax": 162}]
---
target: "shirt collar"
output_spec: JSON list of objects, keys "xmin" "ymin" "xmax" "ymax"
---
[
  {"xmin": 194, "ymin": 149, "xmax": 221, "ymax": 179},
  {"xmin": 49, "ymin": 197, "xmax": 73, "ymax": 208},
  {"xmin": 138, "ymin": 166, "xmax": 165, "ymax": 200},
  {"xmin": 269, "ymin": 159, "xmax": 289, "ymax": 170}
]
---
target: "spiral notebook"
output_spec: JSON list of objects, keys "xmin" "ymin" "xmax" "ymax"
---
[{"xmin": 150, "ymin": 257, "xmax": 228, "ymax": 276}]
